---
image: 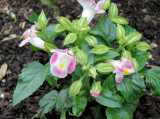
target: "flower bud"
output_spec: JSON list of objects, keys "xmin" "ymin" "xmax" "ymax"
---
[
  {"xmin": 82, "ymin": 64, "xmax": 90, "ymax": 71},
  {"xmin": 75, "ymin": 48, "xmax": 88, "ymax": 65},
  {"xmin": 90, "ymin": 81, "xmax": 102, "ymax": 97},
  {"xmin": 85, "ymin": 35, "xmax": 98, "ymax": 46},
  {"xmin": 37, "ymin": 10, "xmax": 48, "ymax": 30},
  {"xmin": 97, "ymin": 63, "xmax": 114, "ymax": 74},
  {"xmin": 58, "ymin": 17, "xmax": 72, "ymax": 32},
  {"xmin": 121, "ymin": 49, "xmax": 132, "ymax": 60},
  {"xmin": 69, "ymin": 80, "xmax": 82, "ymax": 98},
  {"xmin": 135, "ymin": 42, "xmax": 151, "ymax": 51},
  {"xmin": 90, "ymin": 45, "xmax": 109, "ymax": 55},
  {"xmin": 55, "ymin": 24, "xmax": 66, "ymax": 33},
  {"xmin": 117, "ymin": 24, "xmax": 125, "ymax": 40},
  {"xmin": 125, "ymin": 32, "xmax": 142, "ymax": 46},
  {"xmin": 79, "ymin": 26, "xmax": 91, "ymax": 33},
  {"xmin": 108, "ymin": 3, "xmax": 118, "ymax": 19},
  {"xmin": 89, "ymin": 67, "xmax": 97, "ymax": 79},
  {"xmin": 78, "ymin": 17, "xmax": 88, "ymax": 29},
  {"xmin": 131, "ymin": 58, "xmax": 138, "ymax": 72},
  {"xmin": 111, "ymin": 17, "xmax": 129, "ymax": 25},
  {"xmin": 64, "ymin": 33, "xmax": 77, "ymax": 45},
  {"xmin": 102, "ymin": 0, "xmax": 110, "ymax": 10}
]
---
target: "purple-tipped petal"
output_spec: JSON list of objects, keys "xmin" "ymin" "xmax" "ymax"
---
[
  {"xmin": 50, "ymin": 49, "xmax": 68, "ymax": 53},
  {"xmin": 95, "ymin": 0, "xmax": 105, "ymax": 13},
  {"xmin": 115, "ymin": 73, "xmax": 123, "ymax": 83},
  {"xmin": 90, "ymin": 90, "xmax": 100, "ymax": 97},
  {"xmin": 67, "ymin": 59, "xmax": 76, "ymax": 73},
  {"xmin": 113, "ymin": 66, "xmax": 124, "ymax": 73},
  {"xmin": 51, "ymin": 65, "xmax": 67, "ymax": 78},
  {"xmin": 50, "ymin": 53, "xmax": 58, "ymax": 65},
  {"xmin": 22, "ymin": 30, "xmax": 30, "ymax": 39}
]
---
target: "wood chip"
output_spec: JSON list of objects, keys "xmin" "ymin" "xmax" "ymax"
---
[{"xmin": 0, "ymin": 63, "xmax": 8, "ymax": 80}]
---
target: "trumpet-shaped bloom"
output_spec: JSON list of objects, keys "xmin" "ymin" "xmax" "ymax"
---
[
  {"xmin": 77, "ymin": 0, "xmax": 105, "ymax": 24},
  {"xmin": 90, "ymin": 81, "xmax": 101, "ymax": 97},
  {"xmin": 19, "ymin": 25, "xmax": 44, "ymax": 49},
  {"xmin": 50, "ymin": 49, "xmax": 79, "ymax": 78},
  {"xmin": 108, "ymin": 58, "xmax": 135, "ymax": 83}
]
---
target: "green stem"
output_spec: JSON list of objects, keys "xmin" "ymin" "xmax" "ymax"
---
[
  {"xmin": 80, "ymin": 72, "xmax": 88, "ymax": 81},
  {"xmin": 60, "ymin": 110, "xmax": 66, "ymax": 119}
]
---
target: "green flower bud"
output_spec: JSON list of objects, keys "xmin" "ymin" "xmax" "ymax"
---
[
  {"xmin": 125, "ymin": 32, "xmax": 142, "ymax": 46},
  {"xmin": 121, "ymin": 49, "xmax": 132, "ymax": 60},
  {"xmin": 90, "ymin": 81, "xmax": 102, "ymax": 97},
  {"xmin": 37, "ymin": 10, "xmax": 48, "ymax": 30},
  {"xmin": 79, "ymin": 26, "xmax": 91, "ymax": 33},
  {"xmin": 55, "ymin": 24, "xmax": 66, "ymax": 33},
  {"xmin": 89, "ymin": 67, "xmax": 97, "ymax": 79},
  {"xmin": 136, "ymin": 42, "xmax": 151, "ymax": 51},
  {"xmin": 59, "ymin": 17, "xmax": 72, "ymax": 32},
  {"xmin": 117, "ymin": 24, "xmax": 125, "ymax": 40},
  {"xmin": 78, "ymin": 17, "xmax": 88, "ymax": 29},
  {"xmin": 97, "ymin": 63, "xmax": 114, "ymax": 74},
  {"xmin": 102, "ymin": 0, "xmax": 110, "ymax": 10},
  {"xmin": 85, "ymin": 35, "xmax": 98, "ymax": 46},
  {"xmin": 90, "ymin": 45, "xmax": 109, "ymax": 55},
  {"xmin": 131, "ymin": 58, "xmax": 138, "ymax": 72},
  {"xmin": 75, "ymin": 48, "xmax": 88, "ymax": 65},
  {"xmin": 69, "ymin": 80, "xmax": 82, "ymax": 98},
  {"xmin": 82, "ymin": 64, "xmax": 90, "ymax": 71},
  {"xmin": 108, "ymin": 3, "xmax": 118, "ymax": 19},
  {"xmin": 111, "ymin": 17, "xmax": 129, "ymax": 25},
  {"xmin": 64, "ymin": 33, "xmax": 77, "ymax": 45}
]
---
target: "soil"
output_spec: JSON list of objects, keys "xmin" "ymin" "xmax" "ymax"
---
[{"xmin": 0, "ymin": 0, "xmax": 160, "ymax": 119}]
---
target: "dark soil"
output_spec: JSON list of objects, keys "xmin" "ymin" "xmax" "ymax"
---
[{"xmin": 0, "ymin": 0, "xmax": 160, "ymax": 119}]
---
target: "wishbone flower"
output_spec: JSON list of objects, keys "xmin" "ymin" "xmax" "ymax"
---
[
  {"xmin": 50, "ymin": 49, "xmax": 79, "ymax": 78},
  {"xmin": 108, "ymin": 58, "xmax": 135, "ymax": 83},
  {"xmin": 19, "ymin": 25, "xmax": 45, "ymax": 49},
  {"xmin": 77, "ymin": 0, "xmax": 105, "ymax": 24}
]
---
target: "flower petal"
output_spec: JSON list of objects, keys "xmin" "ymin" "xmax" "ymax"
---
[
  {"xmin": 29, "ymin": 37, "xmax": 44, "ymax": 49},
  {"xmin": 113, "ymin": 66, "xmax": 124, "ymax": 73},
  {"xmin": 115, "ymin": 73, "xmax": 123, "ymax": 83},
  {"xmin": 121, "ymin": 58, "xmax": 133, "ymax": 68},
  {"xmin": 95, "ymin": 0, "xmax": 105, "ymax": 13},
  {"xmin": 19, "ymin": 37, "xmax": 31, "ymax": 47},
  {"xmin": 22, "ymin": 29, "xmax": 30, "ymax": 39},
  {"xmin": 90, "ymin": 90, "xmax": 100, "ymax": 97},
  {"xmin": 67, "ymin": 59, "xmax": 76, "ymax": 73},
  {"xmin": 50, "ymin": 49, "xmax": 68, "ymax": 53},
  {"xmin": 50, "ymin": 65, "xmax": 67, "ymax": 78},
  {"xmin": 50, "ymin": 53, "xmax": 58, "ymax": 65}
]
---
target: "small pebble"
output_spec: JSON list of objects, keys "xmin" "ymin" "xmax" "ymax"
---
[
  {"xmin": 150, "ymin": 42, "xmax": 158, "ymax": 48},
  {"xmin": 0, "ymin": 93, "xmax": 5, "ymax": 99}
]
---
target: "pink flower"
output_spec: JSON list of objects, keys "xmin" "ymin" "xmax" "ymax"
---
[
  {"xmin": 50, "ymin": 49, "xmax": 79, "ymax": 78},
  {"xmin": 90, "ymin": 81, "xmax": 101, "ymax": 97},
  {"xmin": 19, "ymin": 25, "xmax": 44, "ymax": 49},
  {"xmin": 77, "ymin": 0, "xmax": 105, "ymax": 24},
  {"xmin": 90, "ymin": 90, "xmax": 100, "ymax": 97},
  {"xmin": 108, "ymin": 58, "xmax": 135, "ymax": 83}
]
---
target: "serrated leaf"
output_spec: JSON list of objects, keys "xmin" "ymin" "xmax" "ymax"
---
[
  {"xmin": 96, "ymin": 90, "xmax": 123, "ymax": 108},
  {"xmin": 90, "ymin": 17, "xmax": 116, "ymax": 44},
  {"xmin": 94, "ymin": 50, "xmax": 119, "ymax": 63},
  {"xmin": 124, "ymin": 25, "xmax": 136, "ymax": 35},
  {"xmin": 28, "ymin": 13, "xmax": 39, "ymax": 23},
  {"xmin": 116, "ymin": 74, "xmax": 146, "ymax": 102},
  {"xmin": 45, "ymin": 24, "xmax": 57, "ymax": 40},
  {"xmin": 56, "ymin": 88, "xmax": 71, "ymax": 112},
  {"xmin": 72, "ymin": 96, "xmax": 87, "ymax": 117},
  {"xmin": 90, "ymin": 105, "xmax": 105, "ymax": 119},
  {"xmin": 13, "ymin": 62, "xmax": 46, "ymax": 106},
  {"xmin": 133, "ymin": 50, "xmax": 148, "ymax": 71},
  {"xmin": 146, "ymin": 67, "xmax": 160, "ymax": 95},
  {"xmin": 38, "ymin": 90, "xmax": 58, "ymax": 116},
  {"xmin": 106, "ymin": 107, "xmax": 129, "ymax": 119}
]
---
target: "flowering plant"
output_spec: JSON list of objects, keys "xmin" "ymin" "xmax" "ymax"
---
[{"xmin": 13, "ymin": 0, "xmax": 160, "ymax": 119}]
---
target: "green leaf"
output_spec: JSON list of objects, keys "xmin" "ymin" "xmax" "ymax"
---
[
  {"xmin": 96, "ymin": 90, "xmax": 123, "ymax": 108},
  {"xmin": 45, "ymin": 24, "xmax": 57, "ymax": 40},
  {"xmin": 90, "ymin": 105, "xmax": 105, "ymax": 119},
  {"xmin": 94, "ymin": 50, "xmax": 119, "ymax": 63},
  {"xmin": 132, "ymin": 50, "xmax": 148, "ymax": 71},
  {"xmin": 146, "ymin": 67, "xmax": 160, "ymax": 95},
  {"xmin": 116, "ymin": 74, "xmax": 146, "ymax": 102},
  {"xmin": 13, "ymin": 62, "xmax": 46, "ymax": 106},
  {"xmin": 90, "ymin": 45, "xmax": 109, "ymax": 55},
  {"xmin": 72, "ymin": 96, "xmax": 87, "ymax": 117},
  {"xmin": 106, "ymin": 107, "xmax": 129, "ymax": 119},
  {"xmin": 41, "ymin": 0, "xmax": 52, "ymax": 5},
  {"xmin": 56, "ymin": 88, "xmax": 71, "ymax": 112},
  {"xmin": 90, "ymin": 17, "xmax": 116, "ymax": 44},
  {"xmin": 37, "ymin": 10, "xmax": 48, "ymax": 30},
  {"xmin": 124, "ymin": 25, "xmax": 136, "ymax": 35},
  {"xmin": 45, "ymin": 64, "xmax": 57, "ymax": 87},
  {"xmin": 38, "ymin": 90, "xmax": 58, "ymax": 117},
  {"xmin": 28, "ymin": 13, "xmax": 39, "ymax": 23},
  {"xmin": 102, "ymin": 74, "xmax": 116, "ymax": 92}
]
